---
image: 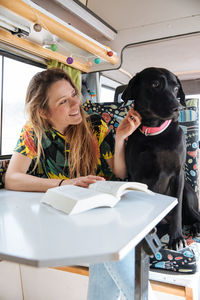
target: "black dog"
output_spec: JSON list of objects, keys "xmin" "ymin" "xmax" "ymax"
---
[{"xmin": 121, "ymin": 67, "xmax": 200, "ymax": 250}]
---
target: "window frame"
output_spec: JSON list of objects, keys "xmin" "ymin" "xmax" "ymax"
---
[
  {"xmin": 0, "ymin": 50, "xmax": 46, "ymax": 158},
  {"xmin": 99, "ymin": 74, "xmax": 121, "ymax": 103}
]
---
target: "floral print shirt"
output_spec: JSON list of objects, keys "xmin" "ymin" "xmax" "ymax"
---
[{"xmin": 14, "ymin": 114, "xmax": 115, "ymax": 180}]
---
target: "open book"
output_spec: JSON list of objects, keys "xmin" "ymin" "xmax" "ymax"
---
[{"xmin": 41, "ymin": 181, "xmax": 154, "ymax": 215}]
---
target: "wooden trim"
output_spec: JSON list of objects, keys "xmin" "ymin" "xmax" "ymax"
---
[
  {"xmin": 0, "ymin": 29, "xmax": 90, "ymax": 73},
  {"xmin": 1, "ymin": 0, "xmax": 119, "ymax": 65},
  {"xmin": 150, "ymin": 280, "xmax": 193, "ymax": 300},
  {"xmin": 150, "ymin": 280, "xmax": 185, "ymax": 297},
  {"xmin": 185, "ymin": 286, "xmax": 194, "ymax": 300},
  {"xmin": 52, "ymin": 266, "xmax": 89, "ymax": 276}
]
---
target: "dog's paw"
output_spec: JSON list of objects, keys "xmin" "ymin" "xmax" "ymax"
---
[
  {"xmin": 190, "ymin": 222, "xmax": 200, "ymax": 236},
  {"xmin": 168, "ymin": 235, "xmax": 186, "ymax": 251}
]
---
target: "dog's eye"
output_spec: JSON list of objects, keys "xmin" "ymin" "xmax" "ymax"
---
[
  {"xmin": 174, "ymin": 86, "xmax": 179, "ymax": 94},
  {"xmin": 151, "ymin": 80, "xmax": 160, "ymax": 88}
]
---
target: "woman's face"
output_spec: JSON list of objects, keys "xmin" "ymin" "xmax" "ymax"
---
[{"xmin": 46, "ymin": 79, "xmax": 82, "ymax": 134}]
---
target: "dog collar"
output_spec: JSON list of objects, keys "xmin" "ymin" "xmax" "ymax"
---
[{"xmin": 140, "ymin": 119, "xmax": 172, "ymax": 136}]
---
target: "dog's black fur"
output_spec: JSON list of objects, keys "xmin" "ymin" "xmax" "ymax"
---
[{"xmin": 121, "ymin": 67, "xmax": 200, "ymax": 250}]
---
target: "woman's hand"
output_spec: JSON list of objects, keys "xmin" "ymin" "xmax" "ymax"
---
[
  {"xmin": 116, "ymin": 108, "xmax": 141, "ymax": 142},
  {"xmin": 62, "ymin": 175, "xmax": 105, "ymax": 188}
]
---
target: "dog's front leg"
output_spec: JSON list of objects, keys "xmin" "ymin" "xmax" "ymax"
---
[{"xmin": 168, "ymin": 172, "xmax": 185, "ymax": 250}]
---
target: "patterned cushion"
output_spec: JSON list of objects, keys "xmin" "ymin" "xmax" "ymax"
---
[
  {"xmin": 178, "ymin": 99, "xmax": 199, "ymax": 193},
  {"xmin": 83, "ymin": 100, "xmax": 131, "ymax": 137},
  {"xmin": 150, "ymin": 232, "xmax": 200, "ymax": 274},
  {"xmin": 0, "ymin": 159, "xmax": 10, "ymax": 189}
]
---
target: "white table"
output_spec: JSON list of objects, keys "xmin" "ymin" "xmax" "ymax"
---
[{"xmin": 0, "ymin": 189, "xmax": 177, "ymax": 299}]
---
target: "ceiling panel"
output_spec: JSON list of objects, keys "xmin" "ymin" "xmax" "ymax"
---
[
  {"xmin": 87, "ymin": 0, "xmax": 200, "ymax": 31},
  {"xmin": 120, "ymin": 34, "xmax": 200, "ymax": 81}
]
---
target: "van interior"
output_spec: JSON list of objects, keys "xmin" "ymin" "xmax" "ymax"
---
[{"xmin": 0, "ymin": 1, "xmax": 200, "ymax": 299}]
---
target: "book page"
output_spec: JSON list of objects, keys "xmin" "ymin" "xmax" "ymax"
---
[
  {"xmin": 89, "ymin": 181, "xmax": 150, "ymax": 199},
  {"xmin": 52, "ymin": 185, "xmax": 102, "ymax": 200}
]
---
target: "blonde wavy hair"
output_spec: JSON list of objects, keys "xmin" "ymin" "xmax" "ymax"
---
[{"xmin": 25, "ymin": 68, "xmax": 98, "ymax": 178}]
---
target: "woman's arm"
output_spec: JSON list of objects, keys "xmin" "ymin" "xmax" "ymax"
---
[
  {"xmin": 5, "ymin": 152, "xmax": 104, "ymax": 192},
  {"xmin": 5, "ymin": 152, "xmax": 63, "ymax": 192},
  {"xmin": 111, "ymin": 108, "xmax": 141, "ymax": 179}
]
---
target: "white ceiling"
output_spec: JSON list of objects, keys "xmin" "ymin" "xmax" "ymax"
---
[
  {"xmin": 85, "ymin": 0, "xmax": 200, "ymax": 83},
  {"xmin": 87, "ymin": 0, "xmax": 200, "ymax": 31},
  {"xmin": 120, "ymin": 34, "xmax": 200, "ymax": 80}
]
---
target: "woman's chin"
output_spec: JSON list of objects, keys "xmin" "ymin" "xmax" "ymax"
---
[{"xmin": 71, "ymin": 114, "xmax": 82, "ymax": 124}]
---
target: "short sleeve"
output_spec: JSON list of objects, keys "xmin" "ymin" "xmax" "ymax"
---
[{"xmin": 14, "ymin": 123, "xmax": 37, "ymax": 159}]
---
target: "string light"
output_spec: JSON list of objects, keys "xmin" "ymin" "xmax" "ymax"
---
[
  {"xmin": 50, "ymin": 43, "xmax": 58, "ymax": 52},
  {"xmin": 43, "ymin": 40, "xmax": 58, "ymax": 52},
  {"xmin": 33, "ymin": 23, "xmax": 42, "ymax": 32},
  {"xmin": 28, "ymin": 1, "xmax": 115, "ymax": 67},
  {"xmin": 94, "ymin": 58, "xmax": 101, "ymax": 64},
  {"xmin": 107, "ymin": 51, "xmax": 113, "ymax": 57},
  {"xmin": 66, "ymin": 56, "xmax": 74, "ymax": 64}
]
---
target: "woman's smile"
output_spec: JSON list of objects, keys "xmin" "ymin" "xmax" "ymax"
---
[{"xmin": 69, "ymin": 110, "xmax": 80, "ymax": 116}]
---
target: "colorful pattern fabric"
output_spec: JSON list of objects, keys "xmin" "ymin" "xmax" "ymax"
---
[
  {"xmin": 83, "ymin": 100, "xmax": 130, "ymax": 138},
  {"xmin": 178, "ymin": 99, "xmax": 199, "ymax": 193},
  {"xmin": 0, "ymin": 159, "xmax": 10, "ymax": 188},
  {"xmin": 150, "ymin": 232, "xmax": 199, "ymax": 274},
  {"xmin": 150, "ymin": 246, "xmax": 196, "ymax": 274},
  {"xmin": 14, "ymin": 114, "xmax": 115, "ymax": 180}
]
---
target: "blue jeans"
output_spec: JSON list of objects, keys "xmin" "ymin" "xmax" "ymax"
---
[{"xmin": 87, "ymin": 248, "xmax": 135, "ymax": 300}]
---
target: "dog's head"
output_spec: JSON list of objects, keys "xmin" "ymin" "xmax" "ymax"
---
[{"xmin": 121, "ymin": 67, "xmax": 186, "ymax": 121}]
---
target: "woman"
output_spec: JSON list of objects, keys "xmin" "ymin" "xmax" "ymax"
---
[{"xmin": 5, "ymin": 68, "xmax": 141, "ymax": 300}]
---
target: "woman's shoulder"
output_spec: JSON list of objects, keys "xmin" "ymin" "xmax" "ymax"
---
[
  {"xmin": 20, "ymin": 122, "xmax": 35, "ymax": 137},
  {"xmin": 15, "ymin": 122, "xmax": 37, "ymax": 158}
]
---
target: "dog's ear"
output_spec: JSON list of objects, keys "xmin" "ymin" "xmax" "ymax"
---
[
  {"xmin": 121, "ymin": 73, "xmax": 140, "ymax": 104},
  {"xmin": 176, "ymin": 77, "xmax": 186, "ymax": 107}
]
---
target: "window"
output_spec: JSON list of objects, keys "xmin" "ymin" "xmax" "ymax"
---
[
  {"xmin": 99, "ymin": 75, "xmax": 120, "ymax": 103},
  {"xmin": 0, "ymin": 54, "xmax": 45, "ymax": 155}
]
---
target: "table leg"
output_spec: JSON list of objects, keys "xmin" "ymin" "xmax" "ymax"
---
[
  {"xmin": 135, "ymin": 243, "xmax": 149, "ymax": 300},
  {"xmin": 134, "ymin": 228, "xmax": 161, "ymax": 300}
]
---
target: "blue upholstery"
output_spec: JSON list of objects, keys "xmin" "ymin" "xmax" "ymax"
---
[{"xmin": 178, "ymin": 99, "xmax": 199, "ymax": 193}]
